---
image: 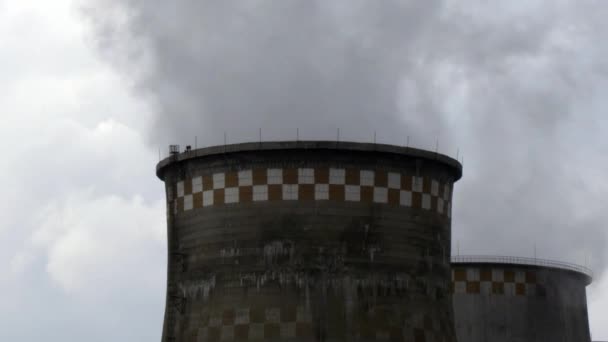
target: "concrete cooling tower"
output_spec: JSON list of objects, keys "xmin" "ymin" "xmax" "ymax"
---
[
  {"xmin": 156, "ymin": 141, "xmax": 462, "ymax": 342},
  {"xmin": 451, "ymin": 255, "xmax": 593, "ymax": 342}
]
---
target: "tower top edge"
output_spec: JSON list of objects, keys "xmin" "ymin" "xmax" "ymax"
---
[
  {"xmin": 156, "ymin": 140, "xmax": 463, "ymax": 181},
  {"xmin": 451, "ymin": 255, "xmax": 593, "ymax": 285}
]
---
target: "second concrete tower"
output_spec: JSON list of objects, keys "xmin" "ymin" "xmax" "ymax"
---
[{"xmin": 156, "ymin": 141, "xmax": 462, "ymax": 341}]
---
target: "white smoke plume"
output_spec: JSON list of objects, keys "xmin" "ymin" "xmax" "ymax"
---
[{"xmin": 84, "ymin": 0, "xmax": 608, "ymax": 275}]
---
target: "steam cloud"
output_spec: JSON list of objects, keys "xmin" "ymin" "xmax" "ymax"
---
[{"xmin": 84, "ymin": 1, "xmax": 608, "ymax": 274}]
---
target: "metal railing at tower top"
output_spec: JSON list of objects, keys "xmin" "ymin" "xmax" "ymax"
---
[{"xmin": 451, "ymin": 255, "xmax": 594, "ymax": 279}]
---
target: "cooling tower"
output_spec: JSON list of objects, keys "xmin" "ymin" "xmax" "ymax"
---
[
  {"xmin": 156, "ymin": 141, "xmax": 462, "ymax": 341},
  {"xmin": 451, "ymin": 255, "xmax": 593, "ymax": 342}
]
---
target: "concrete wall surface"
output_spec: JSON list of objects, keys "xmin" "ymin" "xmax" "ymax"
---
[
  {"xmin": 157, "ymin": 142, "xmax": 462, "ymax": 342},
  {"xmin": 452, "ymin": 262, "xmax": 592, "ymax": 342}
]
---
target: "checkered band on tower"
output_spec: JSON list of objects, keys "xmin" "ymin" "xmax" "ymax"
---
[
  {"xmin": 195, "ymin": 306, "xmax": 313, "ymax": 341},
  {"xmin": 451, "ymin": 267, "xmax": 547, "ymax": 297},
  {"xmin": 168, "ymin": 167, "xmax": 453, "ymax": 217},
  {"xmin": 190, "ymin": 305, "xmax": 453, "ymax": 342}
]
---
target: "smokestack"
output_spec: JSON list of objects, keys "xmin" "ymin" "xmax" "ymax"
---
[
  {"xmin": 156, "ymin": 140, "xmax": 462, "ymax": 341},
  {"xmin": 451, "ymin": 255, "xmax": 593, "ymax": 342}
]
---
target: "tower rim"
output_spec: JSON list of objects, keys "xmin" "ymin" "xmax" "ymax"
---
[
  {"xmin": 451, "ymin": 254, "xmax": 593, "ymax": 285},
  {"xmin": 156, "ymin": 140, "xmax": 463, "ymax": 181}
]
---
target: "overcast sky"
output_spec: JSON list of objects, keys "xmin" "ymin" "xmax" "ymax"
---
[{"xmin": 1, "ymin": 1, "xmax": 607, "ymax": 341}]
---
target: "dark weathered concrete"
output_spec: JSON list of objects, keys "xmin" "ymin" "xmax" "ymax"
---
[
  {"xmin": 157, "ymin": 141, "xmax": 462, "ymax": 341},
  {"xmin": 451, "ymin": 258, "xmax": 592, "ymax": 342}
]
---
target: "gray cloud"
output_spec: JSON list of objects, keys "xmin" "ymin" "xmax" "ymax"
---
[
  {"xmin": 84, "ymin": 0, "xmax": 608, "ymax": 278},
  {"xmin": 0, "ymin": 3, "xmax": 169, "ymax": 341}
]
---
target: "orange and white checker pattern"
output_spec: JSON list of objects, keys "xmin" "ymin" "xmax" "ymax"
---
[
  {"xmin": 451, "ymin": 267, "xmax": 543, "ymax": 297},
  {"xmin": 196, "ymin": 306, "xmax": 313, "ymax": 341},
  {"xmin": 194, "ymin": 306, "xmax": 450, "ymax": 342},
  {"xmin": 169, "ymin": 167, "xmax": 453, "ymax": 217}
]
